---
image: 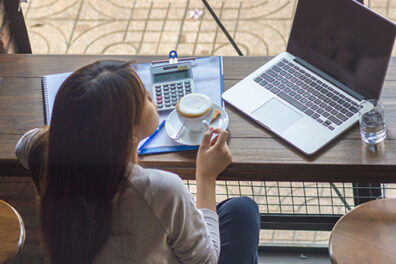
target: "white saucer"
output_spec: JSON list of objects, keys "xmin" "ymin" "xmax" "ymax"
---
[{"xmin": 165, "ymin": 104, "xmax": 229, "ymax": 146}]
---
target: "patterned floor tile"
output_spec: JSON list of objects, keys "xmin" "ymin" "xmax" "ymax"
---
[
  {"xmin": 79, "ymin": 0, "xmax": 135, "ymax": 20},
  {"xmin": 25, "ymin": 20, "xmax": 75, "ymax": 54},
  {"xmin": 68, "ymin": 21, "xmax": 130, "ymax": 54},
  {"xmin": 25, "ymin": 0, "xmax": 82, "ymax": 20}
]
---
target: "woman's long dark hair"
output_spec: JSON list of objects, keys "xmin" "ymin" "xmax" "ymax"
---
[{"xmin": 40, "ymin": 60, "xmax": 146, "ymax": 264}]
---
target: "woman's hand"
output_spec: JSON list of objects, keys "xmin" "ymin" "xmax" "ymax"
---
[
  {"xmin": 196, "ymin": 127, "xmax": 232, "ymax": 183},
  {"xmin": 195, "ymin": 128, "xmax": 232, "ymax": 211}
]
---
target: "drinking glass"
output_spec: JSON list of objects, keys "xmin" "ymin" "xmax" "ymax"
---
[{"xmin": 359, "ymin": 99, "xmax": 386, "ymax": 145}]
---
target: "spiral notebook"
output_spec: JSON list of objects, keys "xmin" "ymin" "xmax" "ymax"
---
[{"xmin": 42, "ymin": 56, "xmax": 224, "ymax": 154}]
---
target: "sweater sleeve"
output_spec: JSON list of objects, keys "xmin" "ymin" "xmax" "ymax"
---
[
  {"xmin": 147, "ymin": 170, "xmax": 220, "ymax": 264},
  {"xmin": 15, "ymin": 128, "xmax": 45, "ymax": 169}
]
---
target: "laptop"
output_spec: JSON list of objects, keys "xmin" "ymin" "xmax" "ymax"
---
[{"xmin": 222, "ymin": 0, "xmax": 396, "ymax": 155}]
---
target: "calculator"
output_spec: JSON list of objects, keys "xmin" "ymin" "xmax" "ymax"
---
[{"xmin": 150, "ymin": 62, "xmax": 195, "ymax": 111}]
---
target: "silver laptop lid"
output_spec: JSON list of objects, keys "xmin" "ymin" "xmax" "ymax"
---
[{"xmin": 287, "ymin": 0, "xmax": 396, "ymax": 100}]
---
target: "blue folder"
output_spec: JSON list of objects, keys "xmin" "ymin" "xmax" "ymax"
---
[{"xmin": 42, "ymin": 56, "xmax": 224, "ymax": 155}]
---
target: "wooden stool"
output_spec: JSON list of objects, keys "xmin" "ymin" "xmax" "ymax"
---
[
  {"xmin": 0, "ymin": 200, "xmax": 25, "ymax": 264},
  {"xmin": 329, "ymin": 198, "xmax": 396, "ymax": 264}
]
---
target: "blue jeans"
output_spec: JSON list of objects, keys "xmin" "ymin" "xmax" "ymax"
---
[{"xmin": 217, "ymin": 197, "xmax": 260, "ymax": 264}]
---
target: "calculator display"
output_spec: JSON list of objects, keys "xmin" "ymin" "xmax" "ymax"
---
[{"xmin": 153, "ymin": 70, "xmax": 190, "ymax": 83}]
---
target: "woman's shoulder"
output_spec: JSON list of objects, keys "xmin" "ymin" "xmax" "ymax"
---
[
  {"xmin": 125, "ymin": 164, "xmax": 191, "ymax": 204},
  {"xmin": 128, "ymin": 164, "xmax": 186, "ymax": 192}
]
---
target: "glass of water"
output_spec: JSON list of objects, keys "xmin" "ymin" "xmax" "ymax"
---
[{"xmin": 359, "ymin": 99, "xmax": 386, "ymax": 145}]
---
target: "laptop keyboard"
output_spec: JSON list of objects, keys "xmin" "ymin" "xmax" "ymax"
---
[{"xmin": 254, "ymin": 59, "xmax": 359, "ymax": 131}]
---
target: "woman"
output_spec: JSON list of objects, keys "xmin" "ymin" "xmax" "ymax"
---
[{"xmin": 15, "ymin": 60, "xmax": 260, "ymax": 264}]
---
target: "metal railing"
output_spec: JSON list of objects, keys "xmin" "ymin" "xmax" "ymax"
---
[{"xmin": 185, "ymin": 180, "xmax": 391, "ymax": 247}]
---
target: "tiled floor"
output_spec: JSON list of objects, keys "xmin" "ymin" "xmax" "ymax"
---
[
  {"xmin": 20, "ymin": 0, "xmax": 396, "ymax": 248},
  {"xmin": 259, "ymin": 251, "xmax": 330, "ymax": 264},
  {"xmin": 22, "ymin": 0, "xmax": 396, "ymax": 56}
]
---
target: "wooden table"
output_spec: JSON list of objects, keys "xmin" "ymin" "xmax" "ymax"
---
[{"xmin": 0, "ymin": 54, "xmax": 395, "ymax": 183}]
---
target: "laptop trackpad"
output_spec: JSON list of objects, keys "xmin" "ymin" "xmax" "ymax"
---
[{"xmin": 251, "ymin": 98, "xmax": 303, "ymax": 133}]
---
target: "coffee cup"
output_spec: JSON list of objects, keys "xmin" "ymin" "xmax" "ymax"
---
[{"xmin": 176, "ymin": 93, "xmax": 213, "ymax": 132}]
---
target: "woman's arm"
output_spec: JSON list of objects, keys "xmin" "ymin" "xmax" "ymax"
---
[
  {"xmin": 15, "ymin": 127, "xmax": 48, "ymax": 193},
  {"xmin": 160, "ymin": 128, "xmax": 231, "ymax": 263},
  {"xmin": 146, "ymin": 169, "xmax": 221, "ymax": 264},
  {"xmin": 15, "ymin": 127, "xmax": 47, "ymax": 169}
]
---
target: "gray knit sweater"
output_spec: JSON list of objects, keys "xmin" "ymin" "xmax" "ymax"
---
[{"xmin": 15, "ymin": 128, "xmax": 220, "ymax": 264}]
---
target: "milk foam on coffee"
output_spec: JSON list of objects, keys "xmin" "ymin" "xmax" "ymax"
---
[{"xmin": 176, "ymin": 93, "xmax": 212, "ymax": 118}]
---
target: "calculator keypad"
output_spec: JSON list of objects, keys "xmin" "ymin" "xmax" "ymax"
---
[{"xmin": 153, "ymin": 80, "xmax": 194, "ymax": 111}]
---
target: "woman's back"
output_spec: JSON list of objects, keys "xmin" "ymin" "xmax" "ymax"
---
[
  {"xmin": 94, "ymin": 164, "xmax": 219, "ymax": 264},
  {"xmin": 15, "ymin": 127, "xmax": 220, "ymax": 264}
]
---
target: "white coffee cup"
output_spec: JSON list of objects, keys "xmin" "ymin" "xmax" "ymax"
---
[{"xmin": 176, "ymin": 93, "xmax": 213, "ymax": 132}]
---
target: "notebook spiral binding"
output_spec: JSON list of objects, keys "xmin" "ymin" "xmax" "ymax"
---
[{"xmin": 41, "ymin": 76, "xmax": 51, "ymax": 125}]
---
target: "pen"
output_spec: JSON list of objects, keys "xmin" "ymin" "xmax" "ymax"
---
[{"xmin": 138, "ymin": 120, "xmax": 166, "ymax": 154}]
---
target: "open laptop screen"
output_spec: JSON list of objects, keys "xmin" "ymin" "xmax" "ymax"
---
[{"xmin": 287, "ymin": 0, "xmax": 396, "ymax": 100}]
